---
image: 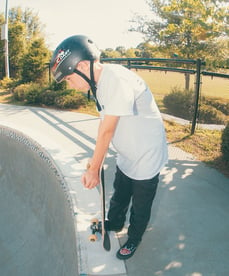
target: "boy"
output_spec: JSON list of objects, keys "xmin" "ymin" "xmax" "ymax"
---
[{"xmin": 50, "ymin": 35, "xmax": 168, "ymax": 260}]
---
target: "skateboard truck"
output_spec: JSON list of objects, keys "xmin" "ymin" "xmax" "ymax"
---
[{"xmin": 89, "ymin": 218, "xmax": 102, "ymax": 242}]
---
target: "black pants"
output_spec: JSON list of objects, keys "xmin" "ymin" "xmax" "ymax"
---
[{"xmin": 108, "ymin": 166, "xmax": 159, "ymax": 243}]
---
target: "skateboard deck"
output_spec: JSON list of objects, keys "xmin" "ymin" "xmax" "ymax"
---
[{"xmin": 89, "ymin": 165, "xmax": 111, "ymax": 251}]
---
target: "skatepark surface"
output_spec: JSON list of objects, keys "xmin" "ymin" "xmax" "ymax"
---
[{"xmin": 0, "ymin": 103, "xmax": 228, "ymax": 276}]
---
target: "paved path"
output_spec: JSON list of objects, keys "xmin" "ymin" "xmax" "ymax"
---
[
  {"xmin": 0, "ymin": 103, "xmax": 228, "ymax": 276},
  {"xmin": 161, "ymin": 113, "xmax": 226, "ymax": 130}
]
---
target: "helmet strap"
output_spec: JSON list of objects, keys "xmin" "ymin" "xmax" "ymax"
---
[{"xmin": 73, "ymin": 60, "xmax": 101, "ymax": 111}]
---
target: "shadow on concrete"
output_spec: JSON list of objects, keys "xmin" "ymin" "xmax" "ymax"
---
[{"xmin": 122, "ymin": 157, "xmax": 229, "ymax": 276}]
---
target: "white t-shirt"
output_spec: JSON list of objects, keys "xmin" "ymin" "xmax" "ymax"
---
[{"xmin": 97, "ymin": 64, "xmax": 168, "ymax": 180}]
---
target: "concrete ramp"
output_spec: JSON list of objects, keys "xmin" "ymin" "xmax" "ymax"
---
[{"xmin": 0, "ymin": 126, "xmax": 78, "ymax": 276}]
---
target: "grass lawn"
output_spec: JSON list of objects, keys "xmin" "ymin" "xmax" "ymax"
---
[
  {"xmin": 164, "ymin": 120, "xmax": 228, "ymax": 178},
  {"xmin": 135, "ymin": 70, "xmax": 229, "ymax": 99}
]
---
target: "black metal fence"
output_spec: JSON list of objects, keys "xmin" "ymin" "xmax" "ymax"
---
[{"xmin": 101, "ymin": 58, "xmax": 229, "ymax": 134}]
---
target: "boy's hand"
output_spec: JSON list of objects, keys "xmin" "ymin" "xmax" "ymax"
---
[{"xmin": 81, "ymin": 165, "xmax": 99, "ymax": 189}]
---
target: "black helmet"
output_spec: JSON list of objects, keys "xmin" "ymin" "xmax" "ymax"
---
[{"xmin": 50, "ymin": 35, "xmax": 100, "ymax": 83}]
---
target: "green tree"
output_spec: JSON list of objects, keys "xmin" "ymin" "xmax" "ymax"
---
[
  {"xmin": 8, "ymin": 21, "xmax": 27, "ymax": 78},
  {"xmin": 0, "ymin": 7, "xmax": 47, "ymax": 80},
  {"xmin": 131, "ymin": 0, "xmax": 229, "ymax": 66},
  {"xmin": 136, "ymin": 42, "xmax": 158, "ymax": 58},
  {"xmin": 9, "ymin": 7, "xmax": 44, "ymax": 40},
  {"xmin": 130, "ymin": 0, "xmax": 228, "ymax": 89},
  {"xmin": 125, "ymin": 48, "xmax": 138, "ymax": 58},
  {"xmin": 101, "ymin": 48, "xmax": 122, "ymax": 58},
  {"xmin": 115, "ymin": 46, "xmax": 126, "ymax": 56},
  {"xmin": 21, "ymin": 38, "xmax": 51, "ymax": 83}
]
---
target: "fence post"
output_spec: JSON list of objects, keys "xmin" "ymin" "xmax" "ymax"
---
[
  {"xmin": 191, "ymin": 59, "xmax": 202, "ymax": 135},
  {"xmin": 87, "ymin": 90, "xmax": 91, "ymax": 101},
  {"xmin": 48, "ymin": 63, "xmax": 51, "ymax": 84},
  {"xmin": 127, "ymin": 60, "xmax": 131, "ymax": 69}
]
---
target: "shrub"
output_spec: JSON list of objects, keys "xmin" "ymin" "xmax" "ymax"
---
[
  {"xmin": 13, "ymin": 82, "xmax": 44, "ymax": 104},
  {"xmin": 40, "ymin": 89, "xmax": 59, "ymax": 106},
  {"xmin": 0, "ymin": 77, "xmax": 18, "ymax": 90},
  {"xmin": 49, "ymin": 81, "xmax": 67, "ymax": 91},
  {"xmin": 163, "ymin": 88, "xmax": 194, "ymax": 120},
  {"xmin": 198, "ymin": 104, "xmax": 226, "ymax": 124},
  {"xmin": 55, "ymin": 91, "xmax": 87, "ymax": 109},
  {"xmin": 12, "ymin": 81, "xmax": 89, "ymax": 110},
  {"xmin": 221, "ymin": 122, "xmax": 229, "ymax": 162},
  {"xmin": 24, "ymin": 83, "xmax": 43, "ymax": 104},
  {"xmin": 163, "ymin": 88, "xmax": 228, "ymax": 124},
  {"xmin": 203, "ymin": 97, "xmax": 229, "ymax": 116},
  {"xmin": 13, "ymin": 83, "xmax": 32, "ymax": 101}
]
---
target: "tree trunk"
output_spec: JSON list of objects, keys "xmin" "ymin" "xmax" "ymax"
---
[{"xmin": 185, "ymin": 73, "xmax": 190, "ymax": 90}]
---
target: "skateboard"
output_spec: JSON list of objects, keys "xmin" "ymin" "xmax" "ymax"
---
[{"xmin": 89, "ymin": 165, "xmax": 111, "ymax": 251}]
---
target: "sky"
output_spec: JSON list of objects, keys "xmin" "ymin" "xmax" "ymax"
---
[{"xmin": 0, "ymin": 0, "xmax": 151, "ymax": 50}]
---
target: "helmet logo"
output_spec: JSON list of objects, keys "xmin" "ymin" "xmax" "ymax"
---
[{"xmin": 52, "ymin": 48, "xmax": 71, "ymax": 72}]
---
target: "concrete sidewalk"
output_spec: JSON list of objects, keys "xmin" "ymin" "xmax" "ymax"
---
[{"xmin": 0, "ymin": 103, "xmax": 228, "ymax": 276}]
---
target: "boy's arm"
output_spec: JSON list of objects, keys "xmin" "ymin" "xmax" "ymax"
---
[{"xmin": 81, "ymin": 114, "xmax": 119, "ymax": 189}]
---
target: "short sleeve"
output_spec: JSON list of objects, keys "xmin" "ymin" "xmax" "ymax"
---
[{"xmin": 102, "ymin": 77, "xmax": 135, "ymax": 116}]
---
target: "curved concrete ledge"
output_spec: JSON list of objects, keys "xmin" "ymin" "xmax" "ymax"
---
[{"xmin": 0, "ymin": 126, "xmax": 78, "ymax": 276}]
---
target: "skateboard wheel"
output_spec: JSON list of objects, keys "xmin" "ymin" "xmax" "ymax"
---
[
  {"xmin": 89, "ymin": 234, "xmax": 98, "ymax": 242},
  {"xmin": 91, "ymin": 218, "xmax": 99, "ymax": 224}
]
